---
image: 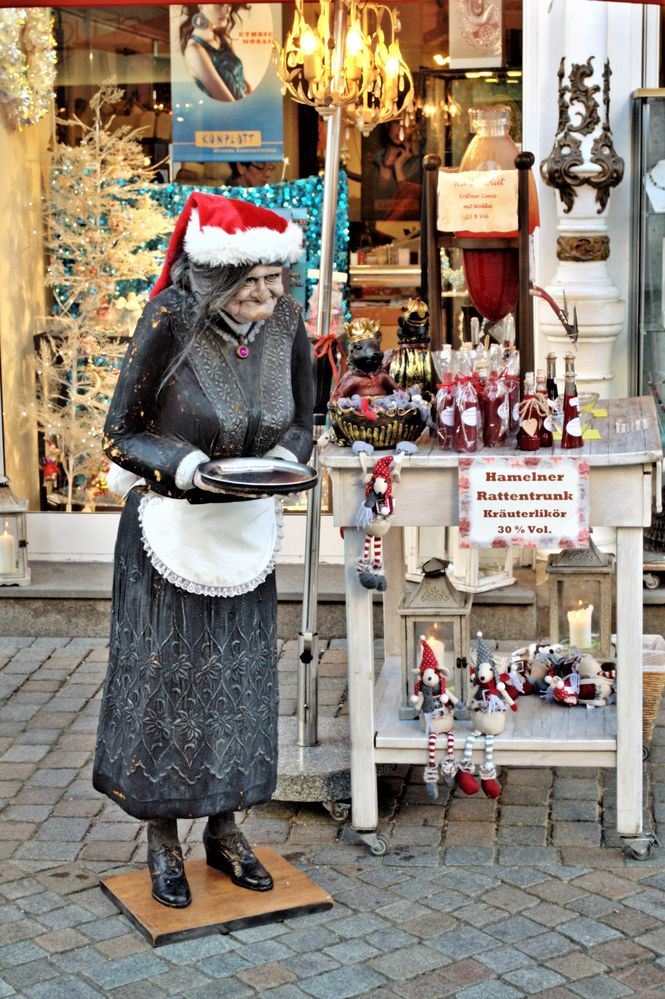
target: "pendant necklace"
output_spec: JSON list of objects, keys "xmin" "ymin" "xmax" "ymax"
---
[{"xmin": 213, "ymin": 318, "xmax": 261, "ymax": 358}]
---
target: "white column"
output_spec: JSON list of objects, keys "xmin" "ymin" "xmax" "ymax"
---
[{"xmin": 523, "ymin": 0, "xmax": 649, "ymax": 398}]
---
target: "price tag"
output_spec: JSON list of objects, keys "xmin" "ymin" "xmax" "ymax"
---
[
  {"xmin": 437, "ymin": 169, "xmax": 518, "ymax": 234},
  {"xmin": 458, "ymin": 456, "xmax": 589, "ymax": 549}
]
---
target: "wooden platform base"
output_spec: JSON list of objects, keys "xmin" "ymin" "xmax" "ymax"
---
[{"xmin": 99, "ymin": 848, "xmax": 333, "ymax": 947}]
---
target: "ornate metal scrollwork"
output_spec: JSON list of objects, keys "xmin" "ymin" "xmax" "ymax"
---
[{"xmin": 540, "ymin": 56, "xmax": 624, "ymax": 215}]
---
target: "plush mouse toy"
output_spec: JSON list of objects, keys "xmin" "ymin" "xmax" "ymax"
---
[{"xmin": 410, "ymin": 636, "xmax": 456, "ymax": 798}]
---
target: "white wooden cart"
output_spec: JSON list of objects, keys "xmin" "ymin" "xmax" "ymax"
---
[{"xmin": 321, "ymin": 396, "xmax": 663, "ymax": 858}]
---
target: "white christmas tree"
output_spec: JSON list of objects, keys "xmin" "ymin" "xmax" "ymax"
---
[{"xmin": 27, "ymin": 81, "xmax": 171, "ymax": 511}]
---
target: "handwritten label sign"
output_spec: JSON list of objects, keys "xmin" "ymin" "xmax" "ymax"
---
[
  {"xmin": 437, "ymin": 169, "xmax": 518, "ymax": 233},
  {"xmin": 458, "ymin": 456, "xmax": 589, "ymax": 549}
]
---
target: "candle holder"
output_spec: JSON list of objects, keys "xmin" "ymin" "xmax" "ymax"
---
[
  {"xmin": 547, "ymin": 537, "xmax": 613, "ymax": 659},
  {"xmin": 398, "ymin": 558, "xmax": 472, "ymax": 717},
  {"xmin": 0, "ymin": 477, "xmax": 30, "ymax": 586}
]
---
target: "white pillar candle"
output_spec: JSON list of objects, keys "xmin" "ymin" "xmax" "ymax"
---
[
  {"xmin": 567, "ymin": 602, "xmax": 593, "ymax": 649},
  {"xmin": 0, "ymin": 525, "xmax": 16, "ymax": 575}
]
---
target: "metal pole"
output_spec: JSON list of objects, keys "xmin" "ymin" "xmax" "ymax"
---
[{"xmin": 297, "ymin": 0, "xmax": 345, "ymax": 748}]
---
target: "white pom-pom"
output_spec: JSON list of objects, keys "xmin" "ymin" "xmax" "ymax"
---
[{"xmin": 409, "ymin": 694, "xmax": 419, "ymax": 704}]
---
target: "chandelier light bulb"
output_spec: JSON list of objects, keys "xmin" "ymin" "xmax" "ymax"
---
[{"xmin": 299, "ymin": 27, "xmax": 318, "ymax": 56}]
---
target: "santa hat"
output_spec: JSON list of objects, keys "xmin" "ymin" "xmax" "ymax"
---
[
  {"xmin": 366, "ymin": 456, "xmax": 394, "ymax": 496},
  {"xmin": 475, "ymin": 631, "xmax": 495, "ymax": 668},
  {"xmin": 413, "ymin": 636, "xmax": 447, "ymax": 696},
  {"xmin": 151, "ymin": 192, "xmax": 304, "ymax": 298}
]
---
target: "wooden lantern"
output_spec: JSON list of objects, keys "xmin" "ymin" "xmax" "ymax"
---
[
  {"xmin": 398, "ymin": 560, "xmax": 472, "ymax": 717},
  {"xmin": 547, "ymin": 537, "xmax": 613, "ymax": 659},
  {"xmin": 0, "ymin": 477, "xmax": 30, "ymax": 586}
]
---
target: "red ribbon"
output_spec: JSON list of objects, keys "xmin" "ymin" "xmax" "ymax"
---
[{"xmin": 312, "ymin": 332, "xmax": 342, "ymax": 385}]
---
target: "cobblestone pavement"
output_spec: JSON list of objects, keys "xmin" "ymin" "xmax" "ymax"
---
[{"xmin": 3, "ymin": 636, "xmax": 665, "ymax": 998}]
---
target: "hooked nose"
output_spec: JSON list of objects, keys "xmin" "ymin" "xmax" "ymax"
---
[{"xmin": 250, "ymin": 281, "xmax": 271, "ymax": 302}]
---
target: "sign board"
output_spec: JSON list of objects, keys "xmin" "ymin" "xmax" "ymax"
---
[
  {"xmin": 437, "ymin": 169, "xmax": 518, "ymax": 234},
  {"xmin": 458, "ymin": 455, "xmax": 590, "ymax": 549},
  {"xmin": 170, "ymin": 4, "xmax": 283, "ymax": 163}
]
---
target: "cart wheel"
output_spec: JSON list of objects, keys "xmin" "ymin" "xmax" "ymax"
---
[
  {"xmin": 644, "ymin": 572, "xmax": 661, "ymax": 590},
  {"xmin": 643, "ymin": 743, "xmax": 651, "ymax": 761},
  {"xmin": 369, "ymin": 835, "xmax": 389, "ymax": 857},
  {"xmin": 325, "ymin": 801, "xmax": 350, "ymax": 823},
  {"xmin": 622, "ymin": 832, "xmax": 658, "ymax": 861},
  {"xmin": 624, "ymin": 841, "xmax": 653, "ymax": 861}
]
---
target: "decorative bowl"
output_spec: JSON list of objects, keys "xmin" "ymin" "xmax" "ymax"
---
[{"xmin": 328, "ymin": 401, "xmax": 426, "ymax": 449}]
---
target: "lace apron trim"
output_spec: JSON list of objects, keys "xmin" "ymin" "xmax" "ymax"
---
[{"xmin": 138, "ymin": 493, "xmax": 283, "ymax": 597}]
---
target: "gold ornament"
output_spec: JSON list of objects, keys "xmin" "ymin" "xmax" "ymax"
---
[{"xmin": 0, "ymin": 9, "xmax": 56, "ymax": 130}]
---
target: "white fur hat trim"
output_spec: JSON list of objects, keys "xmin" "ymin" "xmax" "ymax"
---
[{"xmin": 184, "ymin": 208, "xmax": 303, "ymax": 267}]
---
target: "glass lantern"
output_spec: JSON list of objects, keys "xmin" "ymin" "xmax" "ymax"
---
[
  {"xmin": 547, "ymin": 538, "xmax": 613, "ymax": 659},
  {"xmin": 399, "ymin": 559, "xmax": 472, "ymax": 717},
  {"xmin": 0, "ymin": 477, "xmax": 30, "ymax": 586}
]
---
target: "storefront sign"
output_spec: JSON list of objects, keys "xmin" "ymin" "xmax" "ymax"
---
[
  {"xmin": 169, "ymin": 4, "xmax": 283, "ymax": 164},
  {"xmin": 437, "ymin": 169, "xmax": 518, "ymax": 234},
  {"xmin": 458, "ymin": 455, "xmax": 590, "ymax": 549}
]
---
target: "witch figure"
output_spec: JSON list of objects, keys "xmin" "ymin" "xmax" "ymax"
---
[{"xmin": 92, "ymin": 193, "xmax": 313, "ymax": 908}]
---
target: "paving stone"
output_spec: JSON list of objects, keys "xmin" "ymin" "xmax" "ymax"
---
[
  {"xmin": 565, "ymin": 974, "xmax": 634, "ymax": 998},
  {"xmin": 497, "ymin": 824, "xmax": 548, "ymax": 846},
  {"xmin": 370, "ymin": 944, "xmax": 447, "ymax": 982},
  {"xmin": 558, "ymin": 916, "xmax": 622, "ymax": 947},
  {"xmin": 36, "ymin": 817, "xmax": 92, "ymax": 841},
  {"xmin": 516, "ymin": 931, "xmax": 579, "ymax": 960},
  {"xmin": 553, "ymin": 779, "xmax": 600, "ymax": 799},
  {"xmin": 505, "ymin": 769, "xmax": 553, "ymax": 787},
  {"xmin": 624, "ymin": 887, "xmax": 665, "ymax": 919},
  {"xmin": 0, "ymin": 918, "xmax": 43, "ymax": 944},
  {"xmin": 281, "ymin": 951, "xmax": 340, "ymax": 979},
  {"xmin": 299, "ymin": 964, "xmax": 387, "ymax": 999},
  {"xmin": 544, "ymin": 951, "xmax": 608, "ymax": 980},
  {"xmin": 503, "ymin": 966, "xmax": 567, "ymax": 992},
  {"xmin": 86, "ymin": 952, "xmax": 169, "ymax": 989},
  {"xmin": 365, "ymin": 927, "xmax": 418, "ymax": 953},
  {"xmin": 0, "ymin": 939, "xmax": 49, "ymax": 966},
  {"xmin": 324, "ymin": 939, "xmax": 381, "ymax": 964},
  {"xmin": 454, "ymin": 982, "xmax": 523, "ymax": 999},
  {"xmin": 572, "ymin": 872, "xmax": 639, "ymax": 899},
  {"xmin": 441, "ymin": 846, "xmax": 495, "ymax": 866},
  {"xmin": 32, "ymin": 928, "xmax": 89, "ymax": 953},
  {"xmin": 94, "ymin": 932, "xmax": 145, "ymax": 959},
  {"xmin": 23, "ymin": 974, "xmax": 104, "ymax": 998},
  {"xmin": 498, "ymin": 847, "xmax": 561, "ymax": 866},
  {"xmin": 552, "ymin": 800, "xmax": 600, "ymax": 822},
  {"xmin": 552, "ymin": 823, "xmax": 602, "ymax": 847},
  {"xmin": 612, "ymin": 960, "xmax": 665, "ymax": 990},
  {"xmin": 427, "ymin": 926, "xmax": 498, "ymax": 960},
  {"xmin": 529, "ymin": 879, "xmax": 588, "ymax": 904},
  {"xmin": 1, "ymin": 959, "xmax": 61, "ymax": 990}
]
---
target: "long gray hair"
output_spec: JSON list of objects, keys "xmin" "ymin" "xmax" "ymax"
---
[{"xmin": 158, "ymin": 252, "xmax": 255, "ymax": 392}]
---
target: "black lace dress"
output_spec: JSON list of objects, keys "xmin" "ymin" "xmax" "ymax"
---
[{"xmin": 92, "ymin": 288, "xmax": 313, "ymax": 819}]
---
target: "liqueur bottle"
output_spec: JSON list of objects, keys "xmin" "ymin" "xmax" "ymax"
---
[
  {"xmin": 481, "ymin": 356, "xmax": 508, "ymax": 448},
  {"xmin": 452, "ymin": 353, "xmax": 479, "ymax": 453},
  {"xmin": 516, "ymin": 371, "xmax": 541, "ymax": 451},
  {"xmin": 546, "ymin": 352, "xmax": 558, "ymax": 406},
  {"xmin": 561, "ymin": 351, "xmax": 583, "ymax": 449},
  {"xmin": 536, "ymin": 368, "xmax": 553, "ymax": 448},
  {"xmin": 435, "ymin": 352, "xmax": 455, "ymax": 450},
  {"xmin": 458, "ymin": 107, "xmax": 539, "ymax": 324}
]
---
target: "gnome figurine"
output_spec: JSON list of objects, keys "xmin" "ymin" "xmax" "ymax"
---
[
  {"xmin": 410, "ymin": 636, "xmax": 456, "ymax": 798},
  {"xmin": 456, "ymin": 632, "xmax": 516, "ymax": 799},
  {"xmin": 353, "ymin": 440, "xmax": 416, "ymax": 590}
]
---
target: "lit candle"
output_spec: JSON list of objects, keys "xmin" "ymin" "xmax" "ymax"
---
[
  {"xmin": 567, "ymin": 601, "xmax": 593, "ymax": 649},
  {"xmin": 0, "ymin": 521, "xmax": 16, "ymax": 575}
]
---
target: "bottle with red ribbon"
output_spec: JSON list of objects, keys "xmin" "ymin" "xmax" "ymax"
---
[
  {"xmin": 481, "ymin": 356, "xmax": 508, "ymax": 448},
  {"xmin": 561, "ymin": 351, "xmax": 583, "ymax": 449},
  {"xmin": 536, "ymin": 368, "xmax": 553, "ymax": 447},
  {"xmin": 504, "ymin": 345, "xmax": 521, "ymax": 433},
  {"xmin": 435, "ymin": 353, "xmax": 455, "ymax": 450},
  {"xmin": 517, "ymin": 371, "xmax": 541, "ymax": 451},
  {"xmin": 453, "ymin": 352, "xmax": 479, "ymax": 453}
]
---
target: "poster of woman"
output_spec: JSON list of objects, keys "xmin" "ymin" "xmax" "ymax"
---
[
  {"xmin": 170, "ymin": 3, "xmax": 283, "ymax": 163},
  {"xmin": 361, "ymin": 119, "xmax": 423, "ymax": 221}
]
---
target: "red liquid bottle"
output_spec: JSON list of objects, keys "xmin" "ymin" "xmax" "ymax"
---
[
  {"xmin": 517, "ymin": 372, "xmax": 541, "ymax": 451},
  {"xmin": 536, "ymin": 368, "xmax": 553, "ymax": 447},
  {"xmin": 436, "ymin": 374, "xmax": 455, "ymax": 449},
  {"xmin": 481, "ymin": 359, "xmax": 508, "ymax": 448},
  {"xmin": 453, "ymin": 354, "xmax": 479, "ymax": 453},
  {"xmin": 458, "ymin": 107, "xmax": 540, "ymax": 324},
  {"xmin": 561, "ymin": 352, "xmax": 583, "ymax": 449}
]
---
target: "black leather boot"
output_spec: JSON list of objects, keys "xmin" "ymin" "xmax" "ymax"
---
[
  {"xmin": 147, "ymin": 818, "xmax": 192, "ymax": 908},
  {"xmin": 203, "ymin": 819, "xmax": 273, "ymax": 892}
]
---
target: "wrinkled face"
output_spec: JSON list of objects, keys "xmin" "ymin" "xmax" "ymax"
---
[{"xmin": 225, "ymin": 263, "xmax": 284, "ymax": 323}]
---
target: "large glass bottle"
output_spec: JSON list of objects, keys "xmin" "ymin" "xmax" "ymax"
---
[
  {"xmin": 458, "ymin": 106, "xmax": 539, "ymax": 324},
  {"xmin": 561, "ymin": 352, "xmax": 583, "ymax": 449},
  {"xmin": 536, "ymin": 369, "xmax": 553, "ymax": 448},
  {"xmin": 517, "ymin": 371, "xmax": 541, "ymax": 451}
]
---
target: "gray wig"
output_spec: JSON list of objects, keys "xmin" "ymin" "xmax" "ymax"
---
[{"xmin": 158, "ymin": 252, "xmax": 255, "ymax": 391}]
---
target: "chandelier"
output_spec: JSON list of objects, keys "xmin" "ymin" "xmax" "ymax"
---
[{"xmin": 274, "ymin": 0, "xmax": 414, "ymax": 136}]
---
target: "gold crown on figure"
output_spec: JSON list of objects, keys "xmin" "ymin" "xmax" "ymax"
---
[
  {"xmin": 401, "ymin": 298, "xmax": 429, "ymax": 325},
  {"xmin": 344, "ymin": 317, "xmax": 381, "ymax": 345}
]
